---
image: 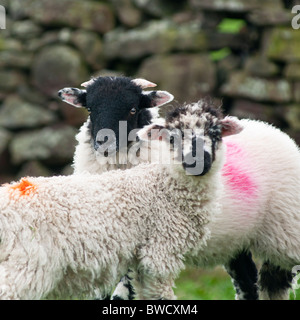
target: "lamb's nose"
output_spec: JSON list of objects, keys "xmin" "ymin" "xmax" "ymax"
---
[{"xmin": 94, "ymin": 137, "xmax": 109, "ymax": 150}]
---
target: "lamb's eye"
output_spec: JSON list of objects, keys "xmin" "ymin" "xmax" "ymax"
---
[{"xmin": 130, "ymin": 108, "xmax": 137, "ymax": 115}]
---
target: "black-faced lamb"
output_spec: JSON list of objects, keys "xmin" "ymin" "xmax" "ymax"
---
[
  {"xmin": 0, "ymin": 103, "xmax": 242, "ymax": 300},
  {"xmin": 58, "ymin": 76, "xmax": 174, "ymax": 173},
  {"xmin": 58, "ymin": 75, "xmax": 173, "ymax": 299}
]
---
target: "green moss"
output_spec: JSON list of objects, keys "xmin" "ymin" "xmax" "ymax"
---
[
  {"xmin": 267, "ymin": 27, "xmax": 300, "ymax": 62},
  {"xmin": 217, "ymin": 18, "xmax": 246, "ymax": 34},
  {"xmin": 210, "ymin": 47, "xmax": 231, "ymax": 61}
]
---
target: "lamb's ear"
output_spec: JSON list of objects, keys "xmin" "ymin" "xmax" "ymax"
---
[
  {"xmin": 58, "ymin": 87, "xmax": 87, "ymax": 108},
  {"xmin": 132, "ymin": 78, "xmax": 157, "ymax": 89},
  {"xmin": 143, "ymin": 90, "xmax": 174, "ymax": 108},
  {"xmin": 137, "ymin": 122, "xmax": 167, "ymax": 141},
  {"xmin": 221, "ymin": 116, "xmax": 243, "ymax": 137}
]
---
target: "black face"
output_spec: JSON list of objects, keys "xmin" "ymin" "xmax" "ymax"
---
[{"xmin": 85, "ymin": 77, "xmax": 153, "ymax": 152}]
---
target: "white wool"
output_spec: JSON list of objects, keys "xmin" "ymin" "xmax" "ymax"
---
[{"xmin": 0, "ymin": 136, "xmax": 222, "ymax": 300}]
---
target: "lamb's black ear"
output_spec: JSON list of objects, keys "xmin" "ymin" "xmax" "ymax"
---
[
  {"xmin": 143, "ymin": 90, "xmax": 174, "ymax": 108},
  {"xmin": 58, "ymin": 87, "xmax": 87, "ymax": 108}
]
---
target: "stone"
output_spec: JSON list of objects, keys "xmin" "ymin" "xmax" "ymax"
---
[
  {"xmin": 217, "ymin": 54, "xmax": 241, "ymax": 84},
  {"xmin": 248, "ymin": 8, "xmax": 292, "ymax": 26},
  {"xmin": 230, "ymin": 99, "xmax": 280, "ymax": 126},
  {"xmin": 9, "ymin": 0, "xmax": 115, "ymax": 34},
  {"xmin": 0, "ymin": 51, "xmax": 33, "ymax": 69},
  {"xmin": 71, "ymin": 30, "xmax": 104, "ymax": 70},
  {"xmin": 16, "ymin": 161, "xmax": 52, "ymax": 180},
  {"xmin": 244, "ymin": 55, "xmax": 279, "ymax": 78},
  {"xmin": 92, "ymin": 69, "xmax": 123, "ymax": 78},
  {"xmin": 11, "ymin": 20, "xmax": 42, "ymax": 40},
  {"xmin": 9, "ymin": 125, "xmax": 77, "ymax": 165},
  {"xmin": 221, "ymin": 71, "xmax": 292, "ymax": 103},
  {"xmin": 138, "ymin": 53, "xmax": 216, "ymax": 105},
  {"xmin": 17, "ymin": 85, "xmax": 48, "ymax": 106},
  {"xmin": 0, "ymin": 96, "xmax": 57, "ymax": 129},
  {"xmin": 25, "ymin": 29, "xmax": 72, "ymax": 52},
  {"xmin": 133, "ymin": 0, "xmax": 185, "ymax": 17},
  {"xmin": 31, "ymin": 44, "xmax": 88, "ymax": 97},
  {"xmin": 0, "ymin": 127, "xmax": 11, "ymax": 154},
  {"xmin": 1, "ymin": 0, "xmax": 9, "ymax": 7},
  {"xmin": 294, "ymin": 82, "xmax": 300, "ymax": 103},
  {"xmin": 103, "ymin": 20, "xmax": 207, "ymax": 60},
  {"xmin": 61, "ymin": 164, "xmax": 74, "ymax": 176},
  {"xmin": 206, "ymin": 31, "xmax": 252, "ymax": 51},
  {"xmin": 56, "ymin": 100, "xmax": 88, "ymax": 127},
  {"xmin": 284, "ymin": 63, "xmax": 300, "ymax": 80},
  {"xmin": 265, "ymin": 27, "xmax": 300, "ymax": 62},
  {"xmin": 0, "ymin": 38, "xmax": 23, "ymax": 52},
  {"xmin": 189, "ymin": 0, "xmax": 282, "ymax": 12},
  {"xmin": 0, "ymin": 70, "xmax": 25, "ymax": 90},
  {"xmin": 0, "ymin": 91, "xmax": 8, "ymax": 101},
  {"xmin": 110, "ymin": 0, "xmax": 142, "ymax": 27},
  {"xmin": 285, "ymin": 104, "xmax": 300, "ymax": 130},
  {"xmin": 0, "ymin": 173, "xmax": 15, "ymax": 185}
]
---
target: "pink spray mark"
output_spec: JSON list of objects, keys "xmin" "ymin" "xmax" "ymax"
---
[{"xmin": 222, "ymin": 141, "xmax": 258, "ymax": 200}]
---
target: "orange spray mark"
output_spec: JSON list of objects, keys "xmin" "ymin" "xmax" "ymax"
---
[{"xmin": 6, "ymin": 178, "xmax": 37, "ymax": 197}]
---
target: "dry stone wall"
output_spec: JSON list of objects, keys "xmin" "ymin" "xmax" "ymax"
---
[{"xmin": 0, "ymin": 0, "xmax": 300, "ymax": 182}]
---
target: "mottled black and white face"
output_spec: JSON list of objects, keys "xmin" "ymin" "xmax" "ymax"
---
[
  {"xmin": 165, "ymin": 103, "xmax": 223, "ymax": 175},
  {"xmin": 58, "ymin": 76, "xmax": 173, "ymax": 154},
  {"xmin": 138, "ymin": 101, "xmax": 243, "ymax": 176}
]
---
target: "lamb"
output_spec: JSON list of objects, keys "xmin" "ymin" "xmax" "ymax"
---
[
  {"xmin": 0, "ymin": 103, "xmax": 242, "ymax": 300},
  {"xmin": 143, "ymin": 105, "xmax": 300, "ymax": 300},
  {"xmin": 58, "ymin": 76, "xmax": 174, "ymax": 174},
  {"xmin": 58, "ymin": 75, "xmax": 174, "ymax": 299}
]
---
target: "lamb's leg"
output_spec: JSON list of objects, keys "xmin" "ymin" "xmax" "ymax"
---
[
  {"xmin": 258, "ymin": 261, "xmax": 292, "ymax": 300},
  {"xmin": 134, "ymin": 270, "xmax": 176, "ymax": 300},
  {"xmin": 225, "ymin": 250, "xmax": 259, "ymax": 300},
  {"xmin": 111, "ymin": 269, "xmax": 135, "ymax": 300},
  {"xmin": 0, "ymin": 260, "xmax": 57, "ymax": 300}
]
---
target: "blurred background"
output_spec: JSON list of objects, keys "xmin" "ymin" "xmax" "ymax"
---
[{"xmin": 1, "ymin": 0, "xmax": 300, "ymax": 299}]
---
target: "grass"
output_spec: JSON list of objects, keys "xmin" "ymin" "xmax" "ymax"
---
[
  {"xmin": 174, "ymin": 267, "xmax": 235, "ymax": 300},
  {"xmin": 174, "ymin": 266, "xmax": 300, "ymax": 300}
]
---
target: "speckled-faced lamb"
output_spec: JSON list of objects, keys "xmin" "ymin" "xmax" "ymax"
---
[
  {"xmin": 58, "ymin": 76, "xmax": 174, "ymax": 173},
  {"xmin": 0, "ymin": 104, "xmax": 242, "ymax": 300},
  {"xmin": 144, "ymin": 104, "xmax": 300, "ymax": 300}
]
